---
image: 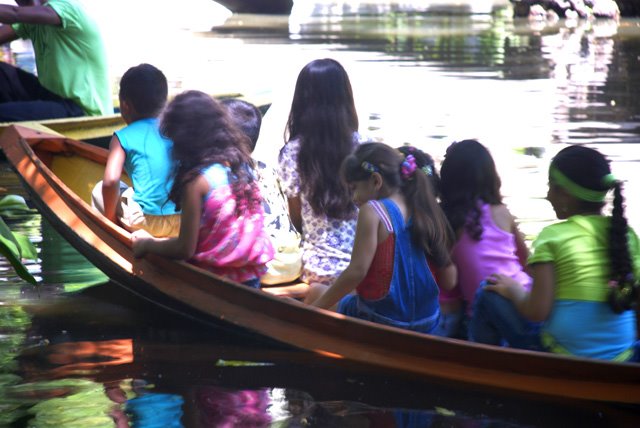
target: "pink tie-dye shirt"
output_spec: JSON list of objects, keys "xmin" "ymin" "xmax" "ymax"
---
[{"xmin": 190, "ymin": 163, "xmax": 274, "ymax": 283}]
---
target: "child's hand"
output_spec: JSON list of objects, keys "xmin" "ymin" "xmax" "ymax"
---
[
  {"xmin": 131, "ymin": 229, "xmax": 152, "ymax": 258},
  {"xmin": 484, "ymin": 273, "xmax": 525, "ymax": 301}
]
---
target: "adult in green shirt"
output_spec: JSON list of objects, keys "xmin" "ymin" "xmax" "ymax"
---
[{"xmin": 0, "ymin": 0, "xmax": 112, "ymax": 120}]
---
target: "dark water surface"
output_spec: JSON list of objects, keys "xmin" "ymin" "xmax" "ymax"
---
[{"xmin": 3, "ymin": 3, "xmax": 640, "ymax": 426}]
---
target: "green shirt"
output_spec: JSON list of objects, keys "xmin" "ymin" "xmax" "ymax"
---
[
  {"xmin": 13, "ymin": 0, "xmax": 112, "ymax": 115},
  {"xmin": 528, "ymin": 215, "xmax": 640, "ymax": 302}
]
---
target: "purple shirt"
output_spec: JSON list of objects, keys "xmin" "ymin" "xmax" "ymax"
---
[{"xmin": 448, "ymin": 203, "xmax": 532, "ymax": 316}]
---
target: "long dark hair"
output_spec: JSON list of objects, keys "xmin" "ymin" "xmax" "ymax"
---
[
  {"xmin": 551, "ymin": 145, "xmax": 638, "ymax": 313},
  {"xmin": 161, "ymin": 90, "xmax": 260, "ymax": 214},
  {"xmin": 440, "ymin": 140, "xmax": 503, "ymax": 240},
  {"xmin": 282, "ymin": 58, "xmax": 359, "ymax": 220},
  {"xmin": 341, "ymin": 143, "xmax": 453, "ymax": 267}
]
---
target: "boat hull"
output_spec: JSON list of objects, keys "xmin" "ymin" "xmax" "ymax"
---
[
  {"xmin": 1, "ymin": 124, "xmax": 639, "ymax": 404},
  {"xmin": 215, "ymin": 0, "xmax": 293, "ymax": 14}
]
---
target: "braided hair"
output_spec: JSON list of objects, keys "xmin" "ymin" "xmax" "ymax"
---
[{"xmin": 551, "ymin": 145, "xmax": 638, "ymax": 313}]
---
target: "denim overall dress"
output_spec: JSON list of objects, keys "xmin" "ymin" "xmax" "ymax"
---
[{"xmin": 338, "ymin": 199, "xmax": 440, "ymax": 333}]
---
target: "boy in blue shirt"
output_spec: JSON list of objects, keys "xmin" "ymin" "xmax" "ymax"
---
[{"xmin": 92, "ymin": 63, "xmax": 180, "ymax": 237}]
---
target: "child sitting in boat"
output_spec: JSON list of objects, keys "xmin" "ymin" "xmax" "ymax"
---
[
  {"xmin": 471, "ymin": 145, "xmax": 639, "ymax": 361},
  {"xmin": 305, "ymin": 143, "xmax": 455, "ymax": 333},
  {"xmin": 278, "ymin": 58, "xmax": 363, "ymax": 286},
  {"xmin": 131, "ymin": 91, "xmax": 274, "ymax": 288},
  {"xmin": 396, "ymin": 145, "xmax": 458, "ymax": 328},
  {"xmin": 437, "ymin": 139, "xmax": 531, "ymax": 339},
  {"xmin": 92, "ymin": 63, "xmax": 180, "ymax": 237},
  {"xmin": 221, "ymin": 98, "xmax": 302, "ymax": 285}
]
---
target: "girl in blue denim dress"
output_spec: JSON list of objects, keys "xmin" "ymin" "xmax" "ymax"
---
[{"xmin": 305, "ymin": 143, "xmax": 456, "ymax": 333}]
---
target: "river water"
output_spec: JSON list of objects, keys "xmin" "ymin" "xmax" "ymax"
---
[{"xmin": 1, "ymin": 1, "xmax": 640, "ymax": 426}]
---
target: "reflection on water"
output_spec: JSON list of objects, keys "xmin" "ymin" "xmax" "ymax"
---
[
  {"xmin": 4, "ymin": 277, "xmax": 639, "ymax": 427},
  {"xmin": 3, "ymin": 3, "xmax": 640, "ymax": 426}
]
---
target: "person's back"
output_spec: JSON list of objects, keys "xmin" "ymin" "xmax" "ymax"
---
[
  {"xmin": 9, "ymin": 0, "xmax": 111, "ymax": 116},
  {"xmin": 353, "ymin": 198, "xmax": 440, "ymax": 331},
  {"xmin": 529, "ymin": 214, "xmax": 638, "ymax": 359},
  {"xmin": 278, "ymin": 58, "xmax": 360, "ymax": 285},
  {"xmin": 92, "ymin": 63, "xmax": 179, "ymax": 238},
  {"xmin": 306, "ymin": 143, "xmax": 455, "ymax": 334},
  {"xmin": 452, "ymin": 202, "xmax": 532, "ymax": 316},
  {"xmin": 118, "ymin": 118, "xmax": 176, "ymax": 214},
  {"xmin": 470, "ymin": 145, "xmax": 639, "ymax": 361},
  {"xmin": 191, "ymin": 162, "xmax": 273, "ymax": 283},
  {"xmin": 439, "ymin": 140, "xmax": 530, "ymax": 336},
  {"xmin": 222, "ymin": 98, "xmax": 302, "ymax": 284},
  {"xmin": 131, "ymin": 91, "xmax": 274, "ymax": 288}
]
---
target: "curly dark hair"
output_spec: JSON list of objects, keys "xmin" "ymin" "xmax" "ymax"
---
[{"xmin": 160, "ymin": 90, "xmax": 260, "ymax": 215}]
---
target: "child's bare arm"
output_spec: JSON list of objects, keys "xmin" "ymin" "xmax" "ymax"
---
[
  {"xmin": 0, "ymin": 4, "xmax": 62, "ymax": 26},
  {"xmin": 132, "ymin": 175, "xmax": 206, "ymax": 259},
  {"xmin": 498, "ymin": 204, "xmax": 530, "ymax": 271},
  {"xmin": 0, "ymin": 24, "xmax": 17, "ymax": 45},
  {"xmin": 434, "ymin": 263, "xmax": 457, "ymax": 291},
  {"xmin": 485, "ymin": 262, "xmax": 554, "ymax": 322},
  {"xmin": 310, "ymin": 204, "xmax": 379, "ymax": 309},
  {"xmin": 512, "ymin": 220, "xmax": 530, "ymax": 272},
  {"xmin": 102, "ymin": 135, "xmax": 126, "ymax": 223}
]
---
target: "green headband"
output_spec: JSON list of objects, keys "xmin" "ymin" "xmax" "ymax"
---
[{"xmin": 549, "ymin": 166, "xmax": 616, "ymax": 203}]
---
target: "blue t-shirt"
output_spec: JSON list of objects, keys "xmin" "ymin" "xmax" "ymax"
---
[{"xmin": 116, "ymin": 118, "xmax": 177, "ymax": 215}]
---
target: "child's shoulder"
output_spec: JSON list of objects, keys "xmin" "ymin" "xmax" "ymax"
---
[
  {"xmin": 279, "ymin": 138, "xmax": 301, "ymax": 160},
  {"xmin": 488, "ymin": 203, "xmax": 514, "ymax": 232},
  {"xmin": 117, "ymin": 118, "xmax": 163, "ymax": 145},
  {"xmin": 123, "ymin": 117, "xmax": 159, "ymax": 129},
  {"xmin": 537, "ymin": 216, "xmax": 598, "ymax": 239},
  {"xmin": 201, "ymin": 163, "xmax": 230, "ymax": 187}
]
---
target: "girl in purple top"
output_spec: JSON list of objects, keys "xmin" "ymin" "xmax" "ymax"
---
[
  {"xmin": 437, "ymin": 139, "xmax": 531, "ymax": 338},
  {"xmin": 132, "ymin": 91, "xmax": 273, "ymax": 287}
]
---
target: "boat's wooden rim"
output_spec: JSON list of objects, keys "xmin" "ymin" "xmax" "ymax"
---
[
  {"xmin": 0, "ymin": 92, "xmax": 267, "ymax": 145},
  {"xmin": 1, "ymin": 124, "xmax": 639, "ymax": 404}
]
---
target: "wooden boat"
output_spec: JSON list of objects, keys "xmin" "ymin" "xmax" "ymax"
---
[
  {"xmin": 1, "ymin": 124, "xmax": 639, "ymax": 404},
  {"xmin": 0, "ymin": 93, "xmax": 269, "ymax": 149},
  {"xmin": 215, "ymin": 0, "xmax": 293, "ymax": 14},
  {"xmin": 213, "ymin": 0, "xmax": 516, "ymax": 16},
  {"xmin": 212, "ymin": 0, "xmax": 640, "ymax": 18},
  {"xmin": 0, "ymin": 114, "xmax": 124, "ymax": 149}
]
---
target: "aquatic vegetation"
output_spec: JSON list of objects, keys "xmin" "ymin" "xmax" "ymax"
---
[{"xmin": 0, "ymin": 195, "xmax": 38, "ymax": 284}]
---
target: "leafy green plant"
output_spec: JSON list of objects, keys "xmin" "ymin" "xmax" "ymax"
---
[{"xmin": 0, "ymin": 195, "xmax": 37, "ymax": 284}]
